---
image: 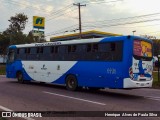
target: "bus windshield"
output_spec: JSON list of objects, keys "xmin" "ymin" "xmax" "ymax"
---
[
  {"xmin": 133, "ymin": 39, "xmax": 152, "ymax": 60},
  {"xmin": 7, "ymin": 49, "xmax": 15, "ymax": 63}
]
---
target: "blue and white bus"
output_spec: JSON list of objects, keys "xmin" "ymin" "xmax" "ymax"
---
[{"xmin": 6, "ymin": 35, "xmax": 153, "ymax": 90}]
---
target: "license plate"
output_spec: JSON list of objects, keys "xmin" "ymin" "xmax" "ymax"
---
[{"xmin": 140, "ymin": 83, "xmax": 144, "ymax": 86}]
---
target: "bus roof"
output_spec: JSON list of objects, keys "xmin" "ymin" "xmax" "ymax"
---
[{"xmin": 9, "ymin": 35, "xmax": 152, "ymax": 49}]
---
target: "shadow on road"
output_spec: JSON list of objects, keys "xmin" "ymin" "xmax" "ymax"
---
[{"xmin": 7, "ymin": 80, "xmax": 144, "ymax": 100}]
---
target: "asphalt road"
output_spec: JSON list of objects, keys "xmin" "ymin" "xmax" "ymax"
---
[{"xmin": 0, "ymin": 75, "xmax": 160, "ymax": 120}]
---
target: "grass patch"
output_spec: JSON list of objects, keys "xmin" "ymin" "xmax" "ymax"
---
[
  {"xmin": 153, "ymin": 72, "xmax": 160, "ymax": 88},
  {"xmin": 0, "ymin": 117, "xmax": 7, "ymax": 120},
  {"xmin": 0, "ymin": 64, "xmax": 6, "ymax": 75}
]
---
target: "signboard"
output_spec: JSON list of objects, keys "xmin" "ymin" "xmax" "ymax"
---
[
  {"xmin": 32, "ymin": 30, "xmax": 44, "ymax": 37},
  {"xmin": 134, "ymin": 40, "xmax": 152, "ymax": 57},
  {"xmin": 33, "ymin": 16, "xmax": 45, "ymax": 29}
]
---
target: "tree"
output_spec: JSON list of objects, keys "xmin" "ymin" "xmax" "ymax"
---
[
  {"xmin": 8, "ymin": 13, "xmax": 28, "ymax": 33},
  {"xmin": 25, "ymin": 31, "xmax": 35, "ymax": 43},
  {"xmin": 153, "ymin": 40, "xmax": 160, "ymax": 56},
  {"xmin": 0, "ymin": 13, "xmax": 34, "ymax": 56}
]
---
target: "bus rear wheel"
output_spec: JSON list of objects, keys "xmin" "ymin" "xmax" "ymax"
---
[
  {"xmin": 66, "ymin": 75, "xmax": 78, "ymax": 91},
  {"xmin": 17, "ymin": 72, "xmax": 24, "ymax": 83}
]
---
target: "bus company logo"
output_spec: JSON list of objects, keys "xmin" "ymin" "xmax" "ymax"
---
[
  {"xmin": 41, "ymin": 64, "xmax": 47, "ymax": 70},
  {"xmin": 2, "ymin": 112, "xmax": 11, "ymax": 117},
  {"xmin": 35, "ymin": 42, "xmax": 61, "ymax": 47}
]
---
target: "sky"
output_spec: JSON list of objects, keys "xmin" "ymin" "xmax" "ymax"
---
[{"xmin": 1, "ymin": 0, "xmax": 160, "ymax": 41}]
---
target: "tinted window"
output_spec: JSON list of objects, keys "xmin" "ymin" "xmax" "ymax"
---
[
  {"xmin": 7, "ymin": 49, "xmax": 15, "ymax": 63},
  {"xmin": 30, "ymin": 48, "xmax": 37, "ymax": 54},
  {"xmin": 14, "ymin": 41, "xmax": 123, "ymax": 61}
]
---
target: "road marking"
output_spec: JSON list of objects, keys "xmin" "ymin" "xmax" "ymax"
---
[
  {"xmin": 0, "ymin": 105, "xmax": 12, "ymax": 111},
  {"xmin": 146, "ymin": 96, "xmax": 160, "ymax": 99},
  {"xmin": 43, "ymin": 91, "xmax": 106, "ymax": 106},
  {"xmin": 145, "ymin": 96, "xmax": 160, "ymax": 101},
  {"xmin": 147, "ymin": 98, "xmax": 160, "ymax": 101},
  {"xmin": 0, "ymin": 105, "xmax": 35, "ymax": 120}
]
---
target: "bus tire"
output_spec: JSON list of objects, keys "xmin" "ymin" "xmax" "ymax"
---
[
  {"xmin": 17, "ymin": 72, "xmax": 24, "ymax": 83},
  {"xmin": 65, "ymin": 75, "xmax": 78, "ymax": 91}
]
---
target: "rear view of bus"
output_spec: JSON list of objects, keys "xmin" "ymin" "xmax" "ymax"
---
[{"xmin": 124, "ymin": 38, "xmax": 153, "ymax": 88}]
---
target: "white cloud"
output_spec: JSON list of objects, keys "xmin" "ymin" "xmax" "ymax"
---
[
  {"xmin": 1, "ymin": 0, "xmax": 160, "ymax": 39},
  {"xmin": 45, "ymin": 5, "xmax": 54, "ymax": 13}
]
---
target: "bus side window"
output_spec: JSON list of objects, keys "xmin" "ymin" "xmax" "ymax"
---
[
  {"xmin": 25, "ymin": 48, "xmax": 30, "ymax": 54},
  {"xmin": 92, "ymin": 43, "xmax": 98, "ymax": 52},
  {"xmin": 68, "ymin": 45, "xmax": 77, "ymax": 53},
  {"xmin": 51, "ymin": 46, "xmax": 59, "ymax": 54},
  {"xmin": 19, "ymin": 48, "xmax": 25, "ymax": 54},
  {"xmin": 87, "ymin": 44, "xmax": 92, "ymax": 52},
  {"xmin": 43, "ymin": 47, "xmax": 50, "ymax": 54},
  {"xmin": 30, "ymin": 48, "xmax": 36, "ymax": 54},
  {"xmin": 67, "ymin": 45, "xmax": 77, "ymax": 61},
  {"xmin": 17, "ymin": 49, "xmax": 20, "ymax": 54},
  {"xmin": 110, "ymin": 43, "xmax": 116, "ymax": 51},
  {"xmin": 28, "ymin": 47, "xmax": 37, "ymax": 60},
  {"xmin": 87, "ymin": 43, "xmax": 98, "ymax": 52},
  {"xmin": 50, "ymin": 46, "xmax": 59, "ymax": 61},
  {"xmin": 16, "ymin": 48, "xmax": 20, "ymax": 60},
  {"xmin": 55, "ymin": 46, "xmax": 58, "ymax": 53},
  {"xmin": 41, "ymin": 47, "xmax": 50, "ymax": 60},
  {"xmin": 77, "ymin": 44, "xmax": 85, "ymax": 53},
  {"xmin": 99, "ymin": 43, "xmax": 108, "ymax": 52},
  {"xmin": 19, "ymin": 48, "xmax": 26, "ymax": 60},
  {"xmin": 37, "ymin": 47, "xmax": 43, "ymax": 54}
]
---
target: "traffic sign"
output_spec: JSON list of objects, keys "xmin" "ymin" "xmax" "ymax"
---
[
  {"xmin": 33, "ymin": 16, "xmax": 45, "ymax": 29},
  {"xmin": 32, "ymin": 30, "xmax": 44, "ymax": 36}
]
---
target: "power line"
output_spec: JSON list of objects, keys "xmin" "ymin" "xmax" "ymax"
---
[
  {"xmin": 83, "ymin": 18, "xmax": 160, "ymax": 29},
  {"xmin": 81, "ymin": 0, "xmax": 123, "ymax": 5},
  {"xmin": 2, "ymin": 0, "xmax": 52, "ymax": 13},
  {"xmin": 25, "ymin": 4, "xmax": 77, "ymax": 26},
  {"xmin": 83, "ymin": 12, "xmax": 160, "ymax": 25},
  {"xmin": 45, "ymin": 24, "xmax": 79, "ymax": 37},
  {"xmin": 45, "ymin": 18, "xmax": 160, "ymax": 37}
]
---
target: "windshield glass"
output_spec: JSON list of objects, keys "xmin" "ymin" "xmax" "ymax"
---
[
  {"xmin": 133, "ymin": 39, "xmax": 152, "ymax": 60},
  {"xmin": 7, "ymin": 49, "xmax": 15, "ymax": 63}
]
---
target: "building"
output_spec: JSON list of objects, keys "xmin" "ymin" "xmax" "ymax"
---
[{"xmin": 50, "ymin": 30, "xmax": 122, "ymax": 42}]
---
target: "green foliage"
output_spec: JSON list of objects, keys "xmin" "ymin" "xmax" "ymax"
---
[
  {"xmin": 153, "ymin": 39, "xmax": 160, "ymax": 56},
  {"xmin": 0, "ymin": 64, "xmax": 6, "ymax": 75},
  {"xmin": 0, "ymin": 33, "xmax": 10, "ymax": 55},
  {"xmin": 0, "ymin": 13, "xmax": 36, "ymax": 55},
  {"xmin": 152, "ymin": 72, "xmax": 160, "ymax": 88},
  {"xmin": 0, "ymin": 117, "xmax": 7, "ymax": 120},
  {"xmin": 8, "ymin": 13, "xmax": 28, "ymax": 32}
]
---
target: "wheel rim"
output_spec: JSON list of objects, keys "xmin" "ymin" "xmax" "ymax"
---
[
  {"xmin": 68, "ymin": 78, "xmax": 75, "ymax": 89},
  {"xmin": 18, "ymin": 73, "xmax": 23, "ymax": 82},
  {"xmin": 66, "ymin": 75, "xmax": 77, "ymax": 91}
]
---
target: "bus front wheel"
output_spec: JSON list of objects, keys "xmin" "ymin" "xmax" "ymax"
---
[
  {"xmin": 17, "ymin": 72, "xmax": 24, "ymax": 83},
  {"xmin": 66, "ymin": 75, "xmax": 78, "ymax": 91}
]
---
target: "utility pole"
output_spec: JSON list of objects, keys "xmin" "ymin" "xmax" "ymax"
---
[{"xmin": 73, "ymin": 3, "xmax": 86, "ymax": 39}]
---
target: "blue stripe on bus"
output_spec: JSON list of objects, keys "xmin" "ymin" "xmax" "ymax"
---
[{"xmin": 52, "ymin": 61, "xmax": 127, "ymax": 88}]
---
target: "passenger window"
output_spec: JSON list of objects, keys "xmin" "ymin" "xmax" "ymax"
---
[
  {"xmin": 68, "ymin": 45, "xmax": 77, "ymax": 53},
  {"xmin": 37, "ymin": 47, "xmax": 43, "ymax": 53},
  {"xmin": 51, "ymin": 46, "xmax": 59, "ymax": 53},
  {"xmin": 87, "ymin": 44, "xmax": 92, "ymax": 52},
  {"xmin": 92, "ymin": 43, "xmax": 98, "ymax": 52},
  {"xmin": 111, "ymin": 43, "xmax": 116, "ymax": 51}
]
